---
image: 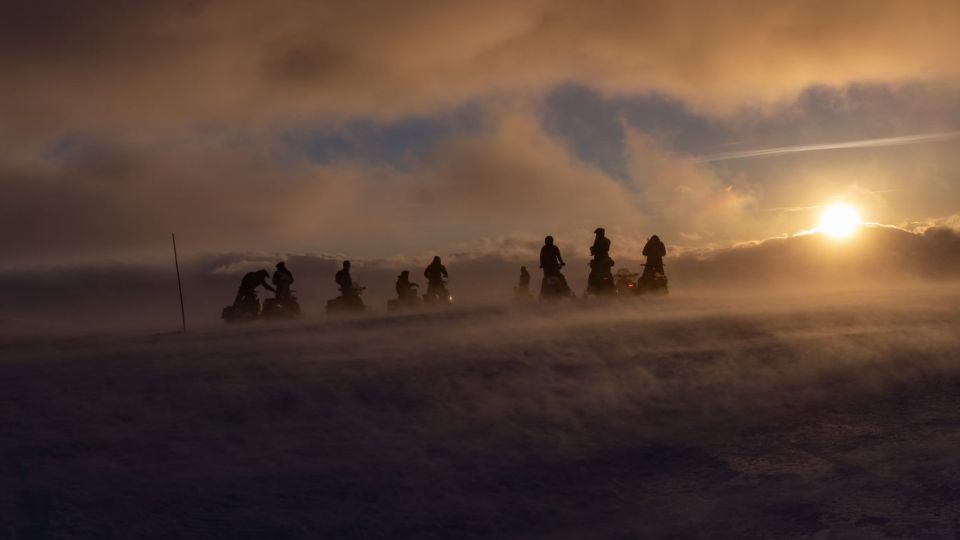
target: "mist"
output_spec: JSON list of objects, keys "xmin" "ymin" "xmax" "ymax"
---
[
  {"xmin": 3, "ymin": 225, "xmax": 959, "ymax": 537},
  {"xmin": 1, "ymin": 224, "xmax": 957, "ymax": 336},
  {"xmin": 2, "ymin": 280, "xmax": 959, "ymax": 536}
]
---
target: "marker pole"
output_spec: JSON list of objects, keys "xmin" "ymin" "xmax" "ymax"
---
[{"xmin": 172, "ymin": 233, "xmax": 186, "ymax": 333}]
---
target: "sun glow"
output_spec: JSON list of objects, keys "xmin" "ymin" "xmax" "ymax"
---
[{"xmin": 818, "ymin": 203, "xmax": 862, "ymax": 239}]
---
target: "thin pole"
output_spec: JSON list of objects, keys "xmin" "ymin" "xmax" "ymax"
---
[{"xmin": 172, "ymin": 233, "xmax": 187, "ymax": 333}]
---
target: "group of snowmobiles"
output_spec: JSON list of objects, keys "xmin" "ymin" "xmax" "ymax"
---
[
  {"xmin": 386, "ymin": 281, "xmax": 454, "ymax": 312},
  {"xmin": 381, "ymin": 257, "xmax": 455, "ymax": 314},
  {"xmin": 514, "ymin": 266, "xmax": 667, "ymax": 304},
  {"xmin": 515, "ymin": 230, "xmax": 668, "ymax": 304},
  {"xmin": 221, "ymin": 256, "xmax": 457, "ymax": 322},
  {"xmin": 222, "ymin": 230, "xmax": 668, "ymax": 323},
  {"xmin": 221, "ymin": 263, "xmax": 302, "ymax": 322}
]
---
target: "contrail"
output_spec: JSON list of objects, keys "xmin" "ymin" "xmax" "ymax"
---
[{"xmin": 700, "ymin": 131, "xmax": 960, "ymax": 162}]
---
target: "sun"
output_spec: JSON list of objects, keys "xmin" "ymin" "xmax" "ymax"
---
[{"xmin": 817, "ymin": 203, "xmax": 862, "ymax": 239}]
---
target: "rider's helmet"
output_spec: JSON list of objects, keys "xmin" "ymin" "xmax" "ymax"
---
[
  {"xmin": 343, "ymin": 260, "xmax": 351, "ymax": 269},
  {"xmin": 432, "ymin": 256, "xmax": 441, "ymax": 264},
  {"xmin": 545, "ymin": 235, "xmax": 554, "ymax": 245},
  {"xmin": 276, "ymin": 261, "xmax": 286, "ymax": 269},
  {"xmin": 594, "ymin": 227, "xmax": 605, "ymax": 235}
]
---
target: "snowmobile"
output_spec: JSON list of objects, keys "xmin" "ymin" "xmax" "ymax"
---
[
  {"xmin": 262, "ymin": 293, "xmax": 302, "ymax": 320},
  {"xmin": 221, "ymin": 294, "xmax": 261, "ymax": 323},
  {"xmin": 614, "ymin": 268, "xmax": 639, "ymax": 296},
  {"xmin": 585, "ymin": 257, "xmax": 616, "ymax": 297},
  {"xmin": 388, "ymin": 283, "xmax": 422, "ymax": 312},
  {"xmin": 423, "ymin": 281, "xmax": 453, "ymax": 307},
  {"xmin": 539, "ymin": 272, "xmax": 573, "ymax": 301},
  {"xmin": 326, "ymin": 284, "xmax": 367, "ymax": 315},
  {"xmin": 514, "ymin": 283, "xmax": 534, "ymax": 304},
  {"xmin": 586, "ymin": 273, "xmax": 616, "ymax": 297},
  {"xmin": 636, "ymin": 264, "xmax": 669, "ymax": 295},
  {"xmin": 513, "ymin": 281, "xmax": 533, "ymax": 305}
]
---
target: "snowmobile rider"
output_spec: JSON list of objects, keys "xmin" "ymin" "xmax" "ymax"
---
[
  {"xmin": 587, "ymin": 228, "xmax": 616, "ymax": 294},
  {"xmin": 642, "ymin": 235, "xmax": 667, "ymax": 274},
  {"xmin": 234, "ymin": 269, "xmax": 275, "ymax": 307},
  {"xmin": 272, "ymin": 261, "xmax": 294, "ymax": 299},
  {"xmin": 539, "ymin": 235, "xmax": 566, "ymax": 276},
  {"xmin": 424, "ymin": 256, "xmax": 448, "ymax": 285},
  {"xmin": 424, "ymin": 256, "xmax": 449, "ymax": 296},
  {"xmin": 590, "ymin": 227, "xmax": 610, "ymax": 260},
  {"xmin": 335, "ymin": 260, "xmax": 359, "ymax": 298},
  {"xmin": 395, "ymin": 270, "xmax": 418, "ymax": 300},
  {"xmin": 517, "ymin": 266, "xmax": 531, "ymax": 292}
]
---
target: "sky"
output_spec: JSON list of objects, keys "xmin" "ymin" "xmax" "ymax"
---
[{"xmin": 2, "ymin": 0, "xmax": 960, "ymax": 266}]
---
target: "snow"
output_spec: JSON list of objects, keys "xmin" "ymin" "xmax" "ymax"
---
[{"xmin": 1, "ymin": 287, "xmax": 959, "ymax": 537}]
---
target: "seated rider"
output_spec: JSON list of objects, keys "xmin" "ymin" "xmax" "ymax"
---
[
  {"xmin": 395, "ymin": 270, "xmax": 418, "ymax": 300},
  {"xmin": 272, "ymin": 261, "xmax": 294, "ymax": 299},
  {"xmin": 335, "ymin": 261, "xmax": 358, "ymax": 298},
  {"xmin": 234, "ymin": 269, "xmax": 275, "ymax": 308},
  {"xmin": 539, "ymin": 236, "xmax": 565, "ymax": 276},
  {"xmin": 642, "ymin": 235, "xmax": 667, "ymax": 274},
  {"xmin": 423, "ymin": 256, "xmax": 449, "ymax": 295}
]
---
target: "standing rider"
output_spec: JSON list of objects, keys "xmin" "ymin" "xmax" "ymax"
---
[
  {"xmin": 590, "ymin": 228, "xmax": 611, "ymax": 260},
  {"xmin": 423, "ymin": 256, "xmax": 449, "ymax": 299},
  {"xmin": 588, "ymin": 227, "xmax": 615, "ymax": 294},
  {"xmin": 539, "ymin": 236, "xmax": 566, "ymax": 276},
  {"xmin": 272, "ymin": 262, "xmax": 294, "ymax": 299},
  {"xmin": 234, "ymin": 269, "xmax": 275, "ymax": 309}
]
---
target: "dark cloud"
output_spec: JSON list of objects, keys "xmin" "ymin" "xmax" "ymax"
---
[{"xmin": 3, "ymin": 0, "xmax": 960, "ymax": 142}]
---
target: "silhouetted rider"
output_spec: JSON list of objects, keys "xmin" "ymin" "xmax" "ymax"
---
[
  {"xmin": 590, "ymin": 227, "xmax": 610, "ymax": 260},
  {"xmin": 518, "ymin": 266, "xmax": 531, "ymax": 291},
  {"xmin": 272, "ymin": 262, "xmax": 294, "ymax": 299},
  {"xmin": 335, "ymin": 261, "xmax": 359, "ymax": 298},
  {"xmin": 423, "ymin": 256, "xmax": 449, "ymax": 299},
  {"xmin": 642, "ymin": 235, "xmax": 667, "ymax": 274},
  {"xmin": 234, "ymin": 269, "xmax": 275, "ymax": 307},
  {"xmin": 539, "ymin": 235, "xmax": 565, "ymax": 276},
  {"xmin": 396, "ymin": 270, "xmax": 418, "ymax": 300},
  {"xmin": 424, "ymin": 256, "xmax": 448, "ymax": 285}
]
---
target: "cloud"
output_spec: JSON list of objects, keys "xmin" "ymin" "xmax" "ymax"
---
[
  {"xmin": 3, "ymin": 0, "xmax": 960, "ymax": 143},
  {"xmin": 622, "ymin": 128, "xmax": 757, "ymax": 240},
  {"xmin": 5, "ymin": 3, "xmax": 960, "ymax": 265},
  {"xmin": 902, "ymin": 214, "xmax": 960, "ymax": 234},
  {"xmin": 0, "ymin": 108, "xmax": 643, "ymax": 262}
]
